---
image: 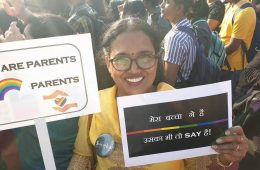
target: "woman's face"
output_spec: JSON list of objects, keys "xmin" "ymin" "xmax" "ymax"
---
[{"xmin": 106, "ymin": 31, "xmax": 158, "ymax": 97}]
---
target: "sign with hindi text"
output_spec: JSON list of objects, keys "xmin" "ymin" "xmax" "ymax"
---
[{"xmin": 117, "ymin": 81, "xmax": 232, "ymax": 167}]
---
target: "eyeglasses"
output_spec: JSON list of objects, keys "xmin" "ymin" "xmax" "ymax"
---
[{"xmin": 109, "ymin": 53, "xmax": 158, "ymax": 71}]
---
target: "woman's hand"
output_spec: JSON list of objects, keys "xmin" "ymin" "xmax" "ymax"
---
[
  {"xmin": 3, "ymin": 0, "xmax": 31, "ymax": 22},
  {"xmin": 212, "ymin": 126, "xmax": 249, "ymax": 164}
]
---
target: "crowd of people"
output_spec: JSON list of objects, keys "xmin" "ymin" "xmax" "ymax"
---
[{"xmin": 0, "ymin": 0, "xmax": 259, "ymax": 169}]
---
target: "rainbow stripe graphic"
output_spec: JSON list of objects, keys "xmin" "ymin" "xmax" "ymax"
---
[
  {"xmin": 0, "ymin": 78, "xmax": 22, "ymax": 101},
  {"xmin": 127, "ymin": 118, "xmax": 228, "ymax": 135}
]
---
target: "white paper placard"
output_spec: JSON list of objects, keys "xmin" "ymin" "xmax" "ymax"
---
[
  {"xmin": 0, "ymin": 34, "xmax": 100, "ymax": 130},
  {"xmin": 117, "ymin": 81, "xmax": 232, "ymax": 167}
]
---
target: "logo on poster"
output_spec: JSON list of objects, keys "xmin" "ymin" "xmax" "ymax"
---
[
  {"xmin": 43, "ymin": 90, "xmax": 78, "ymax": 112},
  {"xmin": 0, "ymin": 78, "xmax": 22, "ymax": 101}
]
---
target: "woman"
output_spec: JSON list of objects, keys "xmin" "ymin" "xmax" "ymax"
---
[{"xmin": 68, "ymin": 17, "xmax": 248, "ymax": 169}]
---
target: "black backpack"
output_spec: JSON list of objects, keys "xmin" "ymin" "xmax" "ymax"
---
[
  {"xmin": 232, "ymin": 3, "xmax": 260, "ymax": 63},
  {"xmin": 177, "ymin": 26, "xmax": 222, "ymax": 87}
]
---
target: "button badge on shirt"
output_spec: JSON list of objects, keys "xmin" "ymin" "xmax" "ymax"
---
[{"xmin": 95, "ymin": 133, "xmax": 116, "ymax": 157}]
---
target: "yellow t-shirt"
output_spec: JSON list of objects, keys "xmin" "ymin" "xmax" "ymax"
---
[
  {"xmin": 74, "ymin": 82, "xmax": 184, "ymax": 170},
  {"xmin": 220, "ymin": 0, "xmax": 256, "ymax": 71}
]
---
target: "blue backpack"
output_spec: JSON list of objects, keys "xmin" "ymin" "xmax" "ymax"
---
[
  {"xmin": 177, "ymin": 26, "xmax": 222, "ymax": 87},
  {"xmin": 209, "ymin": 31, "xmax": 227, "ymax": 68},
  {"xmin": 232, "ymin": 3, "xmax": 260, "ymax": 62},
  {"xmin": 192, "ymin": 19, "xmax": 227, "ymax": 69}
]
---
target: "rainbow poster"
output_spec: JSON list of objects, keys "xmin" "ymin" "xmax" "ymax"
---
[
  {"xmin": 0, "ymin": 34, "xmax": 100, "ymax": 131},
  {"xmin": 0, "ymin": 78, "xmax": 22, "ymax": 101}
]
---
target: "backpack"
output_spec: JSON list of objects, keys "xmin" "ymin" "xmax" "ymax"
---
[
  {"xmin": 192, "ymin": 19, "xmax": 227, "ymax": 69},
  {"xmin": 208, "ymin": 31, "xmax": 227, "ymax": 68},
  {"xmin": 177, "ymin": 26, "xmax": 222, "ymax": 87},
  {"xmin": 75, "ymin": 8, "xmax": 107, "ymax": 47},
  {"xmin": 232, "ymin": 3, "xmax": 260, "ymax": 63}
]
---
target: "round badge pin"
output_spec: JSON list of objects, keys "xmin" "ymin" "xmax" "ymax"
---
[{"xmin": 95, "ymin": 133, "xmax": 116, "ymax": 157}]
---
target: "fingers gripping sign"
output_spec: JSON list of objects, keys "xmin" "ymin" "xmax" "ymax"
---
[{"xmin": 212, "ymin": 126, "xmax": 249, "ymax": 166}]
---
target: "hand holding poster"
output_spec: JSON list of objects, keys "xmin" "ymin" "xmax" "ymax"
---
[
  {"xmin": 0, "ymin": 34, "xmax": 100, "ymax": 130},
  {"xmin": 117, "ymin": 81, "xmax": 232, "ymax": 167}
]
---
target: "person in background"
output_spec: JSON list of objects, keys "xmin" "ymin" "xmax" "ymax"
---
[
  {"xmin": 207, "ymin": 0, "xmax": 225, "ymax": 31},
  {"xmin": 160, "ymin": 0, "xmax": 196, "ymax": 88},
  {"xmin": 234, "ymin": 51, "xmax": 260, "ymax": 100},
  {"xmin": 252, "ymin": 0, "xmax": 260, "ymax": 20},
  {"xmin": 86, "ymin": 0, "xmax": 107, "ymax": 17},
  {"xmin": 67, "ymin": 0, "xmax": 97, "ymax": 34},
  {"xmin": 2, "ymin": 0, "xmax": 108, "ymax": 90},
  {"xmin": 187, "ymin": 0, "xmax": 212, "ymax": 57},
  {"xmin": 105, "ymin": 0, "xmax": 124, "ymax": 24},
  {"xmin": 244, "ymin": 51, "xmax": 260, "ymax": 89},
  {"xmin": 219, "ymin": 0, "xmax": 256, "ymax": 93},
  {"xmin": 143, "ymin": 0, "xmax": 171, "ymax": 41}
]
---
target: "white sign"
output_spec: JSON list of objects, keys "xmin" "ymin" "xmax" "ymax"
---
[
  {"xmin": 0, "ymin": 34, "xmax": 100, "ymax": 130},
  {"xmin": 117, "ymin": 81, "xmax": 232, "ymax": 167}
]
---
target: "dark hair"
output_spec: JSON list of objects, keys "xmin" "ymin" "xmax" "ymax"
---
[
  {"xmin": 0, "ymin": 9, "xmax": 24, "ymax": 34},
  {"xmin": 143, "ymin": 0, "xmax": 161, "ymax": 8},
  {"xmin": 41, "ymin": 0, "xmax": 70, "ymax": 17},
  {"xmin": 26, "ymin": 14, "xmax": 75, "ymax": 39},
  {"xmin": 122, "ymin": 0, "xmax": 147, "ymax": 20},
  {"xmin": 102, "ymin": 17, "xmax": 160, "ymax": 55},
  {"xmin": 173, "ymin": 0, "xmax": 193, "ymax": 14},
  {"xmin": 187, "ymin": 0, "xmax": 209, "ymax": 20},
  {"xmin": 108, "ymin": 0, "xmax": 124, "ymax": 21},
  {"xmin": 97, "ymin": 18, "xmax": 163, "ymax": 89}
]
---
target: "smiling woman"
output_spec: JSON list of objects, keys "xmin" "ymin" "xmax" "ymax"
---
[
  {"xmin": 104, "ymin": 30, "xmax": 158, "ymax": 96},
  {"xmin": 68, "ymin": 17, "xmax": 185, "ymax": 170},
  {"xmin": 68, "ymin": 17, "xmax": 250, "ymax": 170}
]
